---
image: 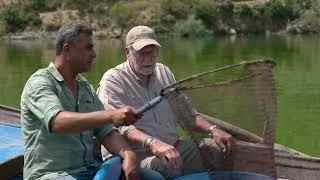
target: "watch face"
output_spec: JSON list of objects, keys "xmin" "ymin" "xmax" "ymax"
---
[{"xmin": 209, "ymin": 125, "xmax": 217, "ymax": 131}]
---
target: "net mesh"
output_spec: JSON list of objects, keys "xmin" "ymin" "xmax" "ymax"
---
[{"xmin": 165, "ymin": 58, "xmax": 277, "ymax": 178}]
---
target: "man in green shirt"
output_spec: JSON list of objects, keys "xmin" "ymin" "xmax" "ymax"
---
[{"xmin": 20, "ymin": 22, "xmax": 163, "ymax": 180}]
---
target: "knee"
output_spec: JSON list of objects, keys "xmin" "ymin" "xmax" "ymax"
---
[
  {"xmin": 149, "ymin": 158, "xmax": 182, "ymax": 179},
  {"xmin": 141, "ymin": 157, "xmax": 182, "ymax": 179}
]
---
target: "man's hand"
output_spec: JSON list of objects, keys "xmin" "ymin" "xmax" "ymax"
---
[
  {"xmin": 211, "ymin": 128, "xmax": 232, "ymax": 154},
  {"xmin": 121, "ymin": 151, "xmax": 140, "ymax": 180},
  {"xmin": 110, "ymin": 106, "xmax": 141, "ymax": 127},
  {"xmin": 149, "ymin": 139, "xmax": 182, "ymax": 169}
]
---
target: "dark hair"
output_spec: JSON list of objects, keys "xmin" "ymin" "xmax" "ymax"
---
[{"xmin": 55, "ymin": 22, "xmax": 92, "ymax": 55}]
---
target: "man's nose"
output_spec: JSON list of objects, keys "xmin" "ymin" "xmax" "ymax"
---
[
  {"xmin": 143, "ymin": 57, "xmax": 156, "ymax": 65},
  {"xmin": 92, "ymin": 49, "xmax": 97, "ymax": 58}
]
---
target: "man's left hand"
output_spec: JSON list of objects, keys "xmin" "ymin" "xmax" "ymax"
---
[{"xmin": 211, "ymin": 128, "xmax": 232, "ymax": 154}]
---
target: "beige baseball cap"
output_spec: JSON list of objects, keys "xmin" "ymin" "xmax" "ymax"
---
[{"xmin": 126, "ymin": 25, "xmax": 161, "ymax": 51}]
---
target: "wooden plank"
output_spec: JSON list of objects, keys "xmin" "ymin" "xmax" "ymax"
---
[
  {"xmin": 0, "ymin": 155, "xmax": 23, "ymax": 179},
  {"xmin": 0, "ymin": 104, "xmax": 20, "ymax": 125}
]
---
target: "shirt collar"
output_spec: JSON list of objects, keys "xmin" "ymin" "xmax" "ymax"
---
[
  {"xmin": 47, "ymin": 62, "xmax": 87, "ymax": 83},
  {"xmin": 48, "ymin": 62, "xmax": 64, "ymax": 81}
]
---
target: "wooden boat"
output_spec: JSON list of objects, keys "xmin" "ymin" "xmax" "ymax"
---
[
  {"xmin": 1, "ymin": 104, "xmax": 320, "ymax": 180},
  {"xmin": 0, "ymin": 104, "xmax": 23, "ymax": 180},
  {"xmin": 204, "ymin": 115, "xmax": 320, "ymax": 180}
]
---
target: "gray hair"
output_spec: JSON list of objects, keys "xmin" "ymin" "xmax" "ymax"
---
[{"xmin": 55, "ymin": 22, "xmax": 92, "ymax": 55}]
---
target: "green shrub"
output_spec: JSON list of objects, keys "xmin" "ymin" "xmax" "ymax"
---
[
  {"xmin": 284, "ymin": 0, "xmax": 313, "ymax": 10},
  {"xmin": 1, "ymin": 5, "xmax": 28, "ymax": 32},
  {"xmin": 285, "ymin": 1, "xmax": 300, "ymax": 20},
  {"xmin": 1, "ymin": 5, "xmax": 41, "ymax": 32},
  {"xmin": 109, "ymin": 2, "xmax": 138, "ymax": 27},
  {"xmin": 304, "ymin": 9, "xmax": 320, "ymax": 26},
  {"xmin": 46, "ymin": 0, "xmax": 63, "ymax": 10},
  {"xmin": 265, "ymin": 0, "xmax": 299, "ymax": 20},
  {"xmin": 172, "ymin": 15, "xmax": 211, "ymax": 37},
  {"xmin": 27, "ymin": 12, "xmax": 42, "ymax": 26},
  {"xmin": 0, "ymin": 18, "xmax": 6, "ymax": 35},
  {"xmin": 19, "ymin": 0, "xmax": 53, "ymax": 11},
  {"xmin": 234, "ymin": 4, "xmax": 254, "ymax": 18},
  {"xmin": 195, "ymin": 0, "xmax": 219, "ymax": 29},
  {"xmin": 31, "ymin": 0, "xmax": 48, "ymax": 11},
  {"xmin": 62, "ymin": 0, "xmax": 89, "ymax": 12},
  {"xmin": 311, "ymin": 0, "xmax": 320, "ymax": 16},
  {"xmin": 269, "ymin": 0, "xmax": 288, "ymax": 19},
  {"xmin": 217, "ymin": 1, "xmax": 234, "ymax": 19},
  {"xmin": 93, "ymin": 3, "xmax": 109, "ymax": 15},
  {"xmin": 160, "ymin": 0, "xmax": 193, "ymax": 19}
]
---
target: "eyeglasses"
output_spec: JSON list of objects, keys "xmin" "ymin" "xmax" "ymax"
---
[{"xmin": 131, "ymin": 47, "xmax": 159, "ymax": 59}]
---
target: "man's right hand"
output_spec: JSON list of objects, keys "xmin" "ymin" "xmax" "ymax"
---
[
  {"xmin": 110, "ymin": 106, "xmax": 141, "ymax": 127},
  {"xmin": 150, "ymin": 139, "xmax": 182, "ymax": 169}
]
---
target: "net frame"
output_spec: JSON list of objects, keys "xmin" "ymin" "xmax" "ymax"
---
[{"xmin": 164, "ymin": 58, "xmax": 277, "ymax": 178}]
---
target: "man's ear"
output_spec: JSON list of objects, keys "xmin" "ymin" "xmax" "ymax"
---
[
  {"xmin": 125, "ymin": 48, "xmax": 130, "ymax": 58},
  {"xmin": 62, "ymin": 43, "xmax": 71, "ymax": 55}
]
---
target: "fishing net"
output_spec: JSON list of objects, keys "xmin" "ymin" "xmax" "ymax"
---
[{"xmin": 164, "ymin": 58, "xmax": 277, "ymax": 178}]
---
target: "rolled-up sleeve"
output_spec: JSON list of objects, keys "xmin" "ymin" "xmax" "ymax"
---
[
  {"xmin": 97, "ymin": 73, "xmax": 136, "ymax": 136},
  {"xmin": 23, "ymin": 76, "xmax": 63, "ymax": 132}
]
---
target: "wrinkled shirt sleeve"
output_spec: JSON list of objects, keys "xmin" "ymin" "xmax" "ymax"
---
[{"xmin": 23, "ymin": 76, "xmax": 63, "ymax": 132}]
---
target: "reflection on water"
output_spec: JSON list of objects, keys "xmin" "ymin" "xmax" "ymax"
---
[{"xmin": 0, "ymin": 35, "xmax": 319, "ymax": 157}]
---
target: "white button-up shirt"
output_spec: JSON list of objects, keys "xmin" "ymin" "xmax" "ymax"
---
[{"xmin": 97, "ymin": 61, "xmax": 196, "ymax": 149}]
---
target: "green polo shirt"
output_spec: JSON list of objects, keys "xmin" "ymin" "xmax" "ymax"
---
[{"xmin": 20, "ymin": 62, "xmax": 114, "ymax": 180}]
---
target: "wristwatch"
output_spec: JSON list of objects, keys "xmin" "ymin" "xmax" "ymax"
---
[{"xmin": 208, "ymin": 125, "xmax": 218, "ymax": 136}]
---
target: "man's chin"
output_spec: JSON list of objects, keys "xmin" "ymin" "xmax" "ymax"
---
[
  {"xmin": 80, "ymin": 66, "xmax": 92, "ymax": 73},
  {"xmin": 141, "ymin": 71, "xmax": 153, "ymax": 76},
  {"xmin": 140, "ymin": 68, "xmax": 154, "ymax": 75}
]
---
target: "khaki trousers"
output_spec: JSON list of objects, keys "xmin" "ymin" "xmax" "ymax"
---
[
  {"xmin": 135, "ymin": 138, "xmax": 225, "ymax": 179},
  {"xmin": 101, "ymin": 138, "xmax": 226, "ymax": 179}
]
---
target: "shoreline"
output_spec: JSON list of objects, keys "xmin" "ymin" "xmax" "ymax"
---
[{"xmin": 0, "ymin": 29, "xmax": 317, "ymax": 41}]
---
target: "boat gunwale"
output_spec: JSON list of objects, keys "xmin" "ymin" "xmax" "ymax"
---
[{"xmin": 0, "ymin": 104, "xmax": 20, "ymax": 125}]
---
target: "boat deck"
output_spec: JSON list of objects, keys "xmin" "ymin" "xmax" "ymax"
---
[{"xmin": 0, "ymin": 123, "xmax": 23, "ymax": 163}]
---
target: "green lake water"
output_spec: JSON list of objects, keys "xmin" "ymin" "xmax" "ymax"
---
[{"xmin": 0, "ymin": 35, "xmax": 319, "ymax": 157}]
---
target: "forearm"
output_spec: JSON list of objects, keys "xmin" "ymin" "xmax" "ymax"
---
[
  {"xmin": 192, "ymin": 113, "xmax": 214, "ymax": 133},
  {"xmin": 101, "ymin": 130, "xmax": 135, "ymax": 158},
  {"xmin": 125, "ymin": 128, "xmax": 182, "ymax": 168},
  {"xmin": 50, "ymin": 110, "xmax": 115, "ymax": 133},
  {"xmin": 126, "ymin": 128, "xmax": 151, "ymax": 148}
]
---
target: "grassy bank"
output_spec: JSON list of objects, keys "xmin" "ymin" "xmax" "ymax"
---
[{"xmin": 0, "ymin": 0, "xmax": 319, "ymax": 38}]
